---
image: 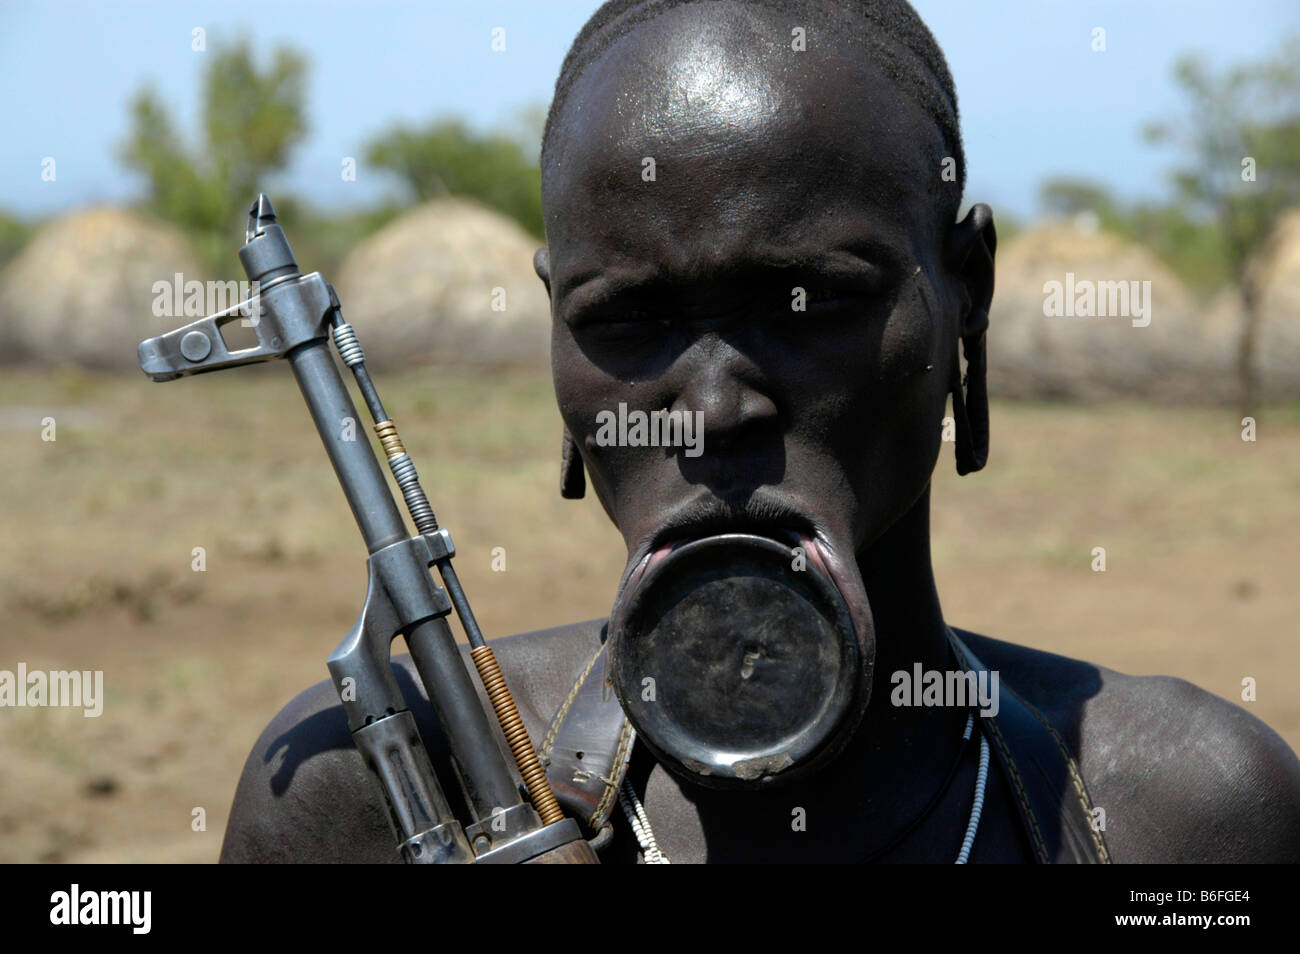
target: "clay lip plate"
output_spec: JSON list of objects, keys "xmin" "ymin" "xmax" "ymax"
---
[{"xmin": 608, "ymin": 533, "xmax": 864, "ymax": 786}]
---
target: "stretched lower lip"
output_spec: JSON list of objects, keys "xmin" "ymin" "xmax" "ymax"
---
[
  {"xmin": 624, "ymin": 529, "xmax": 826, "ymax": 596},
  {"xmin": 623, "ymin": 541, "xmax": 675, "ymax": 596},
  {"xmin": 617, "ymin": 527, "xmax": 871, "ymax": 656}
]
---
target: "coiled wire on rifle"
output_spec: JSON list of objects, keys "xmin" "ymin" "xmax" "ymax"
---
[
  {"xmin": 331, "ymin": 321, "xmax": 366, "ymax": 367},
  {"xmin": 377, "ymin": 423, "xmax": 439, "ymax": 534},
  {"xmin": 329, "ymin": 302, "xmax": 439, "ymax": 534}
]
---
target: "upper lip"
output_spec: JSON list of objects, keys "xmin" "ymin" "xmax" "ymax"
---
[{"xmin": 645, "ymin": 499, "xmax": 816, "ymax": 556}]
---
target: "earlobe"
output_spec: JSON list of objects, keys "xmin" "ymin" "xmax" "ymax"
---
[
  {"xmin": 533, "ymin": 247, "xmax": 552, "ymax": 295},
  {"xmin": 950, "ymin": 309, "xmax": 989, "ymax": 475},
  {"xmin": 561, "ymin": 426, "xmax": 586, "ymax": 498},
  {"xmin": 946, "ymin": 203, "xmax": 995, "ymax": 475}
]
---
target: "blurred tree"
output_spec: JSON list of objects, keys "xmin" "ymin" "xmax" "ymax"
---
[
  {"xmin": 993, "ymin": 210, "xmax": 1022, "ymax": 245},
  {"xmin": 0, "ymin": 210, "xmax": 33, "ymax": 270},
  {"xmin": 1039, "ymin": 178, "xmax": 1120, "ymax": 221},
  {"xmin": 1143, "ymin": 36, "xmax": 1300, "ymax": 413},
  {"xmin": 365, "ymin": 115, "xmax": 545, "ymax": 238},
  {"xmin": 1037, "ymin": 178, "xmax": 1234, "ymax": 291},
  {"xmin": 119, "ymin": 38, "xmax": 309, "ymax": 277},
  {"xmin": 507, "ymin": 101, "xmax": 548, "ymax": 166},
  {"xmin": 1038, "ymin": 177, "xmax": 1135, "ymax": 237},
  {"xmin": 1124, "ymin": 201, "xmax": 1233, "ymax": 291}
]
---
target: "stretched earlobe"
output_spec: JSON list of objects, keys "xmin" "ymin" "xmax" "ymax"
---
[
  {"xmin": 946, "ymin": 202, "xmax": 995, "ymax": 476},
  {"xmin": 951, "ymin": 308, "xmax": 989, "ymax": 475},
  {"xmin": 561, "ymin": 427, "xmax": 586, "ymax": 498}
]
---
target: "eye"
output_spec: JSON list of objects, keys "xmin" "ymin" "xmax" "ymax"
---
[
  {"xmin": 612, "ymin": 310, "xmax": 670, "ymax": 326},
  {"xmin": 592, "ymin": 309, "xmax": 668, "ymax": 328},
  {"xmin": 577, "ymin": 309, "xmax": 674, "ymax": 346},
  {"xmin": 798, "ymin": 286, "xmax": 868, "ymax": 313}
]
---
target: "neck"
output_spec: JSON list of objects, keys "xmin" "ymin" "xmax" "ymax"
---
[
  {"xmin": 856, "ymin": 483, "xmax": 951, "ymax": 686},
  {"xmin": 836, "ymin": 484, "xmax": 968, "ymax": 854},
  {"xmin": 829, "ymin": 485, "xmax": 966, "ymax": 810}
]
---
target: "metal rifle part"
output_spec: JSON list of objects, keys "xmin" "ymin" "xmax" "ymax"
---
[
  {"xmin": 137, "ymin": 194, "xmax": 586, "ymax": 864},
  {"xmin": 327, "ymin": 287, "xmax": 565, "ymax": 828}
]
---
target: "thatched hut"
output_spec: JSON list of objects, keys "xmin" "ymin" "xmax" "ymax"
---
[
  {"xmin": 0, "ymin": 207, "xmax": 204, "ymax": 370},
  {"xmin": 332, "ymin": 198, "xmax": 551, "ymax": 371}
]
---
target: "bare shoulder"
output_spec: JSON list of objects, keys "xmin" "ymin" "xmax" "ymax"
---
[
  {"xmin": 219, "ymin": 618, "xmax": 605, "ymax": 863},
  {"xmin": 957, "ymin": 629, "xmax": 1300, "ymax": 863}
]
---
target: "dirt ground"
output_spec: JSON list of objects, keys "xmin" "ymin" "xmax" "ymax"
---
[{"xmin": 1, "ymin": 366, "xmax": 1297, "ymax": 863}]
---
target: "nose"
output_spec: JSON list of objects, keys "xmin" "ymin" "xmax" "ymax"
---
[{"xmin": 669, "ymin": 331, "xmax": 778, "ymax": 452}]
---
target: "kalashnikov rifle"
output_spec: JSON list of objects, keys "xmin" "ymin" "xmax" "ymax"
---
[{"xmin": 138, "ymin": 194, "xmax": 595, "ymax": 864}]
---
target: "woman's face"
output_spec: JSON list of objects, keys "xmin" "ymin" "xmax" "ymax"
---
[{"xmin": 541, "ymin": 3, "xmax": 968, "ymax": 633}]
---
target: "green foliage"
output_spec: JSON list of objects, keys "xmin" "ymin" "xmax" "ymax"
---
[
  {"xmin": 1124, "ymin": 201, "xmax": 1233, "ymax": 291},
  {"xmin": 1039, "ymin": 178, "xmax": 1127, "ymax": 231},
  {"xmin": 1036, "ymin": 177, "xmax": 1235, "ymax": 292},
  {"xmin": 1143, "ymin": 36, "xmax": 1300, "ymax": 280},
  {"xmin": 1035, "ymin": 38, "xmax": 1300, "ymax": 303},
  {"xmin": 993, "ymin": 213, "xmax": 1021, "ymax": 246},
  {"xmin": 113, "ymin": 34, "xmax": 547, "ymax": 289},
  {"xmin": 364, "ymin": 114, "xmax": 545, "ymax": 238},
  {"xmin": 1144, "ymin": 36, "xmax": 1300, "ymax": 410},
  {"xmin": 118, "ymin": 37, "xmax": 309, "ymax": 278},
  {"xmin": 0, "ymin": 210, "xmax": 33, "ymax": 269}
]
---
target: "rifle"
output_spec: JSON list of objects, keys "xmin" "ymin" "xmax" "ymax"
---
[{"xmin": 138, "ymin": 195, "xmax": 595, "ymax": 864}]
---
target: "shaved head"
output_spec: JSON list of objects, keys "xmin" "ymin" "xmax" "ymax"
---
[{"xmin": 542, "ymin": 0, "xmax": 965, "ymax": 206}]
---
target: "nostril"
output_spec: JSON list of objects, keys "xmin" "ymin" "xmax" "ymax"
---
[
  {"xmin": 684, "ymin": 394, "xmax": 779, "ymax": 454},
  {"xmin": 667, "ymin": 338, "xmax": 780, "ymax": 452}
]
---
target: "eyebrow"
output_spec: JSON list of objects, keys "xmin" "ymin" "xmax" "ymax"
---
[
  {"xmin": 755, "ymin": 236, "xmax": 910, "ymax": 275},
  {"xmin": 559, "ymin": 240, "xmax": 908, "ymax": 319}
]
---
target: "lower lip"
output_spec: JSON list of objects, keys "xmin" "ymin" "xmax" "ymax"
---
[
  {"xmin": 624, "ymin": 541, "xmax": 674, "ymax": 594},
  {"xmin": 622, "ymin": 529, "xmax": 871, "ymax": 650},
  {"xmin": 627, "ymin": 529, "xmax": 827, "ymax": 594}
]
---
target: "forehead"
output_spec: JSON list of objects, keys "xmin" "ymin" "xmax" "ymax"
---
[{"xmin": 543, "ymin": 3, "xmax": 950, "ymax": 292}]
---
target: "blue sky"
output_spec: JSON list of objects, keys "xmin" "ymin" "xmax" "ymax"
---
[{"xmin": 2, "ymin": 0, "xmax": 1297, "ymax": 223}]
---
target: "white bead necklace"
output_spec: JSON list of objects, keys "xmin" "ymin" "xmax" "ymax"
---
[{"xmin": 617, "ymin": 711, "xmax": 990, "ymax": 864}]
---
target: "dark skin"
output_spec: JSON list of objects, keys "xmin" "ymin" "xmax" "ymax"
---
[{"xmin": 221, "ymin": 4, "xmax": 1300, "ymax": 862}]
